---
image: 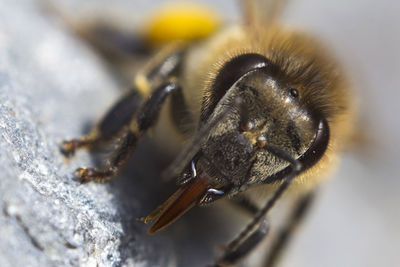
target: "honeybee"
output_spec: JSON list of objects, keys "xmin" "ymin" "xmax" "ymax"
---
[{"xmin": 59, "ymin": 0, "xmax": 355, "ymax": 266}]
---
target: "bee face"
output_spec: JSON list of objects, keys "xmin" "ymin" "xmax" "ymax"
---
[{"xmin": 196, "ymin": 59, "xmax": 318, "ymax": 199}]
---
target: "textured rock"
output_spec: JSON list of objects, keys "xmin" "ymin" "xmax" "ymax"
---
[{"xmin": 0, "ymin": 1, "xmax": 173, "ymax": 266}]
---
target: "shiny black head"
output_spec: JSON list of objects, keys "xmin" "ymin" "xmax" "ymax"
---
[
  {"xmin": 190, "ymin": 53, "xmax": 330, "ymax": 202},
  {"xmin": 145, "ymin": 52, "xmax": 332, "ymax": 234}
]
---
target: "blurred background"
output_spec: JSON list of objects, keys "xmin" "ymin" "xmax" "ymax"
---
[{"xmin": 1, "ymin": 0, "xmax": 399, "ymax": 266}]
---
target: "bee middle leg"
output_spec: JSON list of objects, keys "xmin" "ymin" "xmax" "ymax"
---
[
  {"xmin": 229, "ymin": 196, "xmax": 260, "ymax": 216},
  {"xmin": 60, "ymin": 89, "xmax": 143, "ymax": 157},
  {"xmin": 214, "ymin": 197, "xmax": 270, "ymax": 266},
  {"xmin": 61, "ymin": 43, "xmax": 186, "ymax": 157},
  {"xmin": 75, "ymin": 80, "xmax": 181, "ymax": 183},
  {"xmin": 216, "ymin": 190, "xmax": 316, "ymax": 267},
  {"xmin": 263, "ymin": 190, "xmax": 317, "ymax": 267},
  {"xmin": 214, "ymin": 219, "xmax": 270, "ymax": 267}
]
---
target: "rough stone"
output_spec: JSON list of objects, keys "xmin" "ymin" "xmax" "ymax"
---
[{"xmin": 0, "ymin": 1, "xmax": 174, "ymax": 266}]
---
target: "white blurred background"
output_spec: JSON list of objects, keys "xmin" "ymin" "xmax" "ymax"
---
[{"xmin": 280, "ymin": 1, "xmax": 400, "ymax": 266}]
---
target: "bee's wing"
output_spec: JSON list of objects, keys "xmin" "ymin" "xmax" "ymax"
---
[{"xmin": 242, "ymin": 0, "xmax": 289, "ymax": 26}]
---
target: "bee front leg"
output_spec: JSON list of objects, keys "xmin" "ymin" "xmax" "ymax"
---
[
  {"xmin": 74, "ymin": 80, "xmax": 180, "ymax": 183},
  {"xmin": 213, "ymin": 219, "xmax": 270, "ymax": 267},
  {"xmin": 215, "ymin": 190, "xmax": 315, "ymax": 267},
  {"xmin": 60, "ymin": 89, "xmax": 143, "ymax": 157},
  {"xmin": 263, "ymin": 190, "xmax": 316, "ymax": 267},
  {"xmin": 213, "ymin": 145, "xmax": 303, "ymax": 266},
  {"xmin": 208, "ymin": 197, "xmax": 269, "ymax": 266},
  {"xmin": 229, "ymin": 196, "xmax": 260, "ymax": 216},
  {"xmin": 61, "ymin": 43, "xmax": 186, "ymax": 157}
]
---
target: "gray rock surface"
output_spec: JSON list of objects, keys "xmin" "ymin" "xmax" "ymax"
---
[{"xmin": 0, "ymin": 1, "xmax": 174, "ymax": 266}]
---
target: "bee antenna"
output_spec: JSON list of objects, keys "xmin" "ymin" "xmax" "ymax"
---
[{"xmin": 162, "ymin": 96, "xmax": 243, "ymax": 181}]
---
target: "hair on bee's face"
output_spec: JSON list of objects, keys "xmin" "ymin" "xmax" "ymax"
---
[
  {"xmin": 161, "ymin": 49, "xmax": 333, "ymax": 206},
  {"xmin": 195, "ymin": 57, "xmax": 319, "ymax": 197}
]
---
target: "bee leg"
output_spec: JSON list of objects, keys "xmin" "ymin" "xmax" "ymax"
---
[
  {"xmin": 60, "ymin": 89, "xmax": 143, "ymax": 157},
  {"xmin": 41, "ymin": 0, "xmax": 151, "ymax": 58},
  {"xmin": 264, "ymin": 190, "xmax": 317, "ymax": 267},
  {"xmin": 213, "ymin": 219, "xmax": 270, "ymax": 266},
  {"xmin": 75, "ymin": 80, "xmax": 180, "ymax": 183},
  {"xmin": 61, "ymin": 44, "xmax": 187, "ymax": 157},
  {"xmin": 229, "ymin": 196, "xmax": 259, "ymax": 216},
  {"xmin": 213, "ymin": 196, "xmax": 268, "ymax": 266},
  {"xmin": 214, "ymin": 145, "xmax": 302, "ymax": 266},
  {"xmin": 80, "ymin": 23, "xmax": 151, "ymax": 60}
]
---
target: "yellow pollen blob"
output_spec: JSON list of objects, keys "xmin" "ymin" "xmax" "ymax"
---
[{"xmin": 143, "ymin": 3, "xmax": 221, "ymax": 45}]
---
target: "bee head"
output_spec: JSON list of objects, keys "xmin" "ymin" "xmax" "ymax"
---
[
  {"xmin": 145, "ymin": 54, "xmax": 330, "ymax": 233},
  {"xmin": 197, "ymin": 63, "xmax": 318, "ymax": 201}
]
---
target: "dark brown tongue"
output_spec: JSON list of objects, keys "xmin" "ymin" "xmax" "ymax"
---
[{"xmin": 141, "ymin": 173, "xmax": 211, "ymax": 234}]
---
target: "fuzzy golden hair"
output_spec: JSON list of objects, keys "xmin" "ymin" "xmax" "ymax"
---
[{"xmin": 183, "ymin": 24, "xmax": 355, "ymax": 191}]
